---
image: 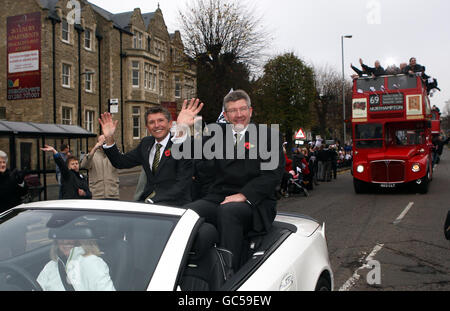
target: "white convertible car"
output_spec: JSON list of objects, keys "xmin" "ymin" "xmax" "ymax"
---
[{"xmin": 0, "ymin": 200, "xmax": 333, "ymax": 291}]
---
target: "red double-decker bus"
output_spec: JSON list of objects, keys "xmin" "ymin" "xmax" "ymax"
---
[{"xmin": 351, "ymin": 74, "xmax": 433, "ymax": 194}]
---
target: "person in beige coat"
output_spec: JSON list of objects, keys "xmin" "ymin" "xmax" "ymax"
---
[{"xmin": 80, "ymin": 135, "xmax": 119, "ymax": 200}]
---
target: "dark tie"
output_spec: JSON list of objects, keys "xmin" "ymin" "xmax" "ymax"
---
[
  {"xmin": 234, "ymin": 133, "xmax": 241, "ymax": 147},
  {"xmin": 152, "ymin": 143, "xmax": 162, "ymax": 174}
]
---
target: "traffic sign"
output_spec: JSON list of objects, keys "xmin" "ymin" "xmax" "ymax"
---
[{"xmin": 295, "ymin": 128, "xmax": 306, "ymax": 139}]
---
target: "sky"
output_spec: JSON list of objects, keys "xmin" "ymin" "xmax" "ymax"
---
[{"xmin": 89, "ymin": 0, "xmax": 450, "ymax": 111}]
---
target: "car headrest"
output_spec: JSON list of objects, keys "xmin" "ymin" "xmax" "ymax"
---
[
  {"xmin": 189, "ymin": 223, "xmax": 219, "ymax": 260},
  {"xmin": 48, "ymin": 226, "xmax": 95, "ymax": 240}
]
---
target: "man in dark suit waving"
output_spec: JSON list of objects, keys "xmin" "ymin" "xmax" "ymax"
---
[
  {"xmin": 174, "ymin": 90, "xmax": 284, "ymax": 270},
  {"xmin": 99, "ymin": 106, "xmax": 192, "ymax": 206}
]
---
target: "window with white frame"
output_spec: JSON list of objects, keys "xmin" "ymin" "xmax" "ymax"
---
[
  {"xmin": 84, "ymin": 28, "xmax": 92, "ymax": 50},
  {"xmin": 132, "ymin": 61, "xmax": 140, "ymax": 88},
  {"xmin": 150, "ymin": 65, "xmax": 157, "ymax": 91},
  {"xmin": 132, "ymin": 107, "xmax": 140, "ymax": 139},
  {"xmin": 62, "ymin": 107, "xmax": 72, "ymax": 125},
  {"xmin": 144, "ymin": 64, "xmax": 157, "ymax": 91},
  {"xmin": 85, "ymin": 71, "xmax": 93, "ymax": 92},
  {"xmin": 144, "ymin": 63, "xmax": 150, "ymax": 89},
  {"xmin": 84, "ymin": 110, "xmax": 94, "ymax": 132},
  {"xmin": 174, "ymin": 76, "xmax": 181, "ymax": 98},
  {"xmin": 133, "ymin": 31, "xmax": 143, "ymax": 49},
  {"xmin": 185, "ymin": 78, "xmax": 195, "ymax": 99},
  {"xmin": 62, "ymin": 19, "xmax": 70, "ymax": 42},
  {"xmin": 159, "ymin": 72, "xmax": 165, "ymax": 96},
  {"xmin": 62, "ymin": 63, "xmax": 71, "ymax": 87},
  {"xmin": 154, "ymin": 40, "xmax": 166, "ymax": 61}
]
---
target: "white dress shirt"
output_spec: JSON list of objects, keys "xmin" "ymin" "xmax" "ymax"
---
[{"xmin": 149, "ymin": 133, "xmax": 171, "ymax": 172}]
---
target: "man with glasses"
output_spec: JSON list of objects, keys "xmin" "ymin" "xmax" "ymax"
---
[{"xmin": 174, "ymin": 90, "xmax": 284, "ymax": 271}]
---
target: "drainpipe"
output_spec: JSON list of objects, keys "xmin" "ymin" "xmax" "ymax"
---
[
  {"xmin": 47, "ymin": 14, "xmax": 60, "ymax": 124},
  {"xmin": 120, "ymin": 31, "xmax": 125, "ymax": 152},
  {"xmin": 96, "ymin": 32, "xmax": 103, "ymax": 134},
  {"xmin": 75, "ymin": 24, "xmax": 84, "ymax": 127}
]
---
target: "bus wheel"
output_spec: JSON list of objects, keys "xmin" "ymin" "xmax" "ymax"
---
[
  {"xmin": 416, "ymin": 171, "xmax": 429, "ymax": 194},
  {"xmin": 354, "ymin": 178, "xmax": 368, "ymax": 194}
]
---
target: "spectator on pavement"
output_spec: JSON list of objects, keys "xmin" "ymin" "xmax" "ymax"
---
[
  {"xmin": 55, "ymin": 144, "xmax": 70, "ymax": 199},
  {"xmin": 41, "ymin": 145, "xmax": 92, "ymax": 200},
  {"xmin": 80, "ymin": 135, "xmax": 119, "ymax": 200},
  {"xmin": 0, "ymin": 150, "xmax": 28, "ymax": 213}
]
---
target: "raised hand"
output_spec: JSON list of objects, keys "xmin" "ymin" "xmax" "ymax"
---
[
  {"xmin": 176, "ymin": 98, "xmax": 204, "ymax": 127},
  {"xmin": 95, "ymin": 135, "xmax": 106, "ymax": 149},
  {"xmin": 40, "ymin": 144, "xmax": 57, "ymax": 154},
  {"xmin": 99, "ymin": 112, "xmax": 118, "ymax": 139}
]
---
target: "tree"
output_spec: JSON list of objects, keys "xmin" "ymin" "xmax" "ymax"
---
[
  {"xmin": 252, "ymin": 53, "xmax": 315, "ymax": 152},
  {"xmin": 312, "ymin": 64, "xmax": 352, "ymax": 142},
  {"xmin": 178, "ymin": 0, "xmax": 269, "ymax": 122}
]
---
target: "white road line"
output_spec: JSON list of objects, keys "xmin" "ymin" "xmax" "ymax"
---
[
  {"xmin": 393, "ymin": 202, "xmax": 414, "ymax": 225},
  {"xmin": 339, "ymin": 243, "xmax": 384, "ymax": 291}
]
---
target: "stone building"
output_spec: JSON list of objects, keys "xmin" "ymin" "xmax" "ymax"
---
[{"xmin": 0, "ymin": 0, "xmax": 196, "ymax": 170}]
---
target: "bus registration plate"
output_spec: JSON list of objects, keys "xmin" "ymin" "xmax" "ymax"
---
[{"xmin": 380, "ymin": 183, "xmax": 396, "ymax": 188}]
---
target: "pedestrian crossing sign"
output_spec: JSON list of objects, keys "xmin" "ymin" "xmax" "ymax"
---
[{"xmin": 295, "ymin": 128, "xmax": 306, "ymax": 139}]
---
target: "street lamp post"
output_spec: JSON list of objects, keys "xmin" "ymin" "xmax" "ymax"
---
[{"xmin": 341, "ymin": 35, "xmax": 352, "ymax": 145}]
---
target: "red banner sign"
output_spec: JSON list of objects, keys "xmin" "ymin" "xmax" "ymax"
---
[
  {"xmin": 161, "ymin": 102, "xmax": 178, "ymax": 122},
  {"xmin": 7, "ymin": 12, "xmax": 41, "ymax": 100}
]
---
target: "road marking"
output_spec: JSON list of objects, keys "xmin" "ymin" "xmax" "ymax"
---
[
  {"xmin": 393, "ymin": 202, "xmax": 414, "ymax": 225},
  {"xmin": 339, "ymin": 243, "xmax": 384, "ymax": 291}
]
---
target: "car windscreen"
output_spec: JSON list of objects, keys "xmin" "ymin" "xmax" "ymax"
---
[
  {"xmin": 355, "ymin": 123, "xmax": 383, "ymax": 149},
  {"xmin": 0, "ymin": 209, "xmax": 179, "ymax": 291},
  {"xmin": 394, "ymin": 129, "xmax": 425, "ymax": 145},
  {"xmin": 356, "ymin": 77, "xmax": 385, "ymax": 92},
  {"xmin": 387, "ymin": 75, "xmax": 417, "ymax": 90},
  {"xmin": 355, "ymin": 123, "xmax": 383, "ymax": 139}
]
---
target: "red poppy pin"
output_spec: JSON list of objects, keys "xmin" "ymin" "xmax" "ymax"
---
[
  {"xmin": 244, "ymin": 142, "xmax": 255, "ymax": 150},
  {"xmin": 165, "ymin": 149, "xmax": 171, "ymax": 157}
]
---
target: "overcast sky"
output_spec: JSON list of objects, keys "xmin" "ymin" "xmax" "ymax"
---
[{"xmin": 89, "ymin": 0, "xmax": 449, "ymax": 111}]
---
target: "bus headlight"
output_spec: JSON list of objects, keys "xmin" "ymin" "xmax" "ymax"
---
[
  {"xmin": 357, "ymin": 165, "xmax": 364, "ymax": 173},
  {"xmin": 412, "ymin": 164, "xmax": 421, "ymax": 173}
]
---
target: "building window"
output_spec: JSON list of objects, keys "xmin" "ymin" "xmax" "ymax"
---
[
  {"xmin": 155, "ymin": 40, "xmax": 166, "ymax": 61},
  {"xmin": 62, "ymin": 20, "xmax": 70, "ymax": 42},
  {"xmin": 132, "ymin": 107, "xmax": 140, "ymax": 139},
  {"xmin": 84, "ymin": 110, "xmax": 94, "ymax": 132},
  {"xmin": 62, "ymin": 107, "xmax": 72, "ymax": 125},
  {"xmin": 174, "ymin": 76, "xmax": 181, "ymax": 98},
  {"xmin": 150, "ymin": 66, "xmax": 157, "ymax": 91},
  {"xmin": 147, "ymin": 36, "xmax": 151, "ymax": 52},
  {"xmin": 159, "ymin": 72, "xmax": 165, "ymax": 97},
  {"xmin": 84, "ymin": 28, "xmax": 92, "ymax": 50},
  {"xmin": 133, "ymin": 31, "xmax": 143, "ymax": 49},
  {"xmin": 144, "ymin": 63, "xmax": 150, "ymax": 89},
  {"xmin": 132, "ymin": 61, "xmax": 140, "ymax": 88},
  {"xmin": 185, "ymin": 78, "xmax": 195, "ymax": 99},
  {"xmin": 85, "ymin": 71, "xmax": 93, "ymax": 92},
  {"xmin": 62, "ymin": 64, "xmax": 71, "ymax": 88},
  {"xmin": 0, "ymin": 107, "xmax": 6, "ymax": 120},
  {"xmin": 144, "ymin": 64, "xmax": 157, "ymax": 91}
]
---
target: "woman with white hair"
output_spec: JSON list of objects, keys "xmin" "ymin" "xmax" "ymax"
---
[
  {"xmin": 0, "ymin": 150, "xmax": 28, "ymax": 213},
  {"xmin": 37, "ymin": 237, "xmax": 115, "ymax": 291}
]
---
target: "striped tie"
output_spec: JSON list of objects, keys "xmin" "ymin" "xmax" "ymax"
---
[
  {"xmin": 152, "ymin": 143, "xmax": 162, "ymax": 174},
  {"xmin": 234, "ymin": 133, "xmax": 241, "ymax": 147}
]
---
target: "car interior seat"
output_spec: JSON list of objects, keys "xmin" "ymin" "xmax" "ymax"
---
[
  {"xmin": 179, "ymin": 222, "xmax": 233, "ymax": 291},
  {"xmin": 100, "ymin": 225, "xmax": 134, "ymax": 291}
]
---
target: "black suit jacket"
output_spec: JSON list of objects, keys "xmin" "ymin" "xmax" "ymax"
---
[
  {"xmin": 54, "ymin": 154, "xmax": 92, "ymax": 200},
  {"xmin": 103, "ymin": 136, "xmax": 192, "ymax": 205},
  {"xmin": 198, "ymin": 123, "xmax": 285, "ymax": 233}
]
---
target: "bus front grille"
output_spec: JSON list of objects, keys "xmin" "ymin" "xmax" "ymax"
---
[{"xmin": 370, "ymin": 160, "xmax": 405, "ymax": 183}]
